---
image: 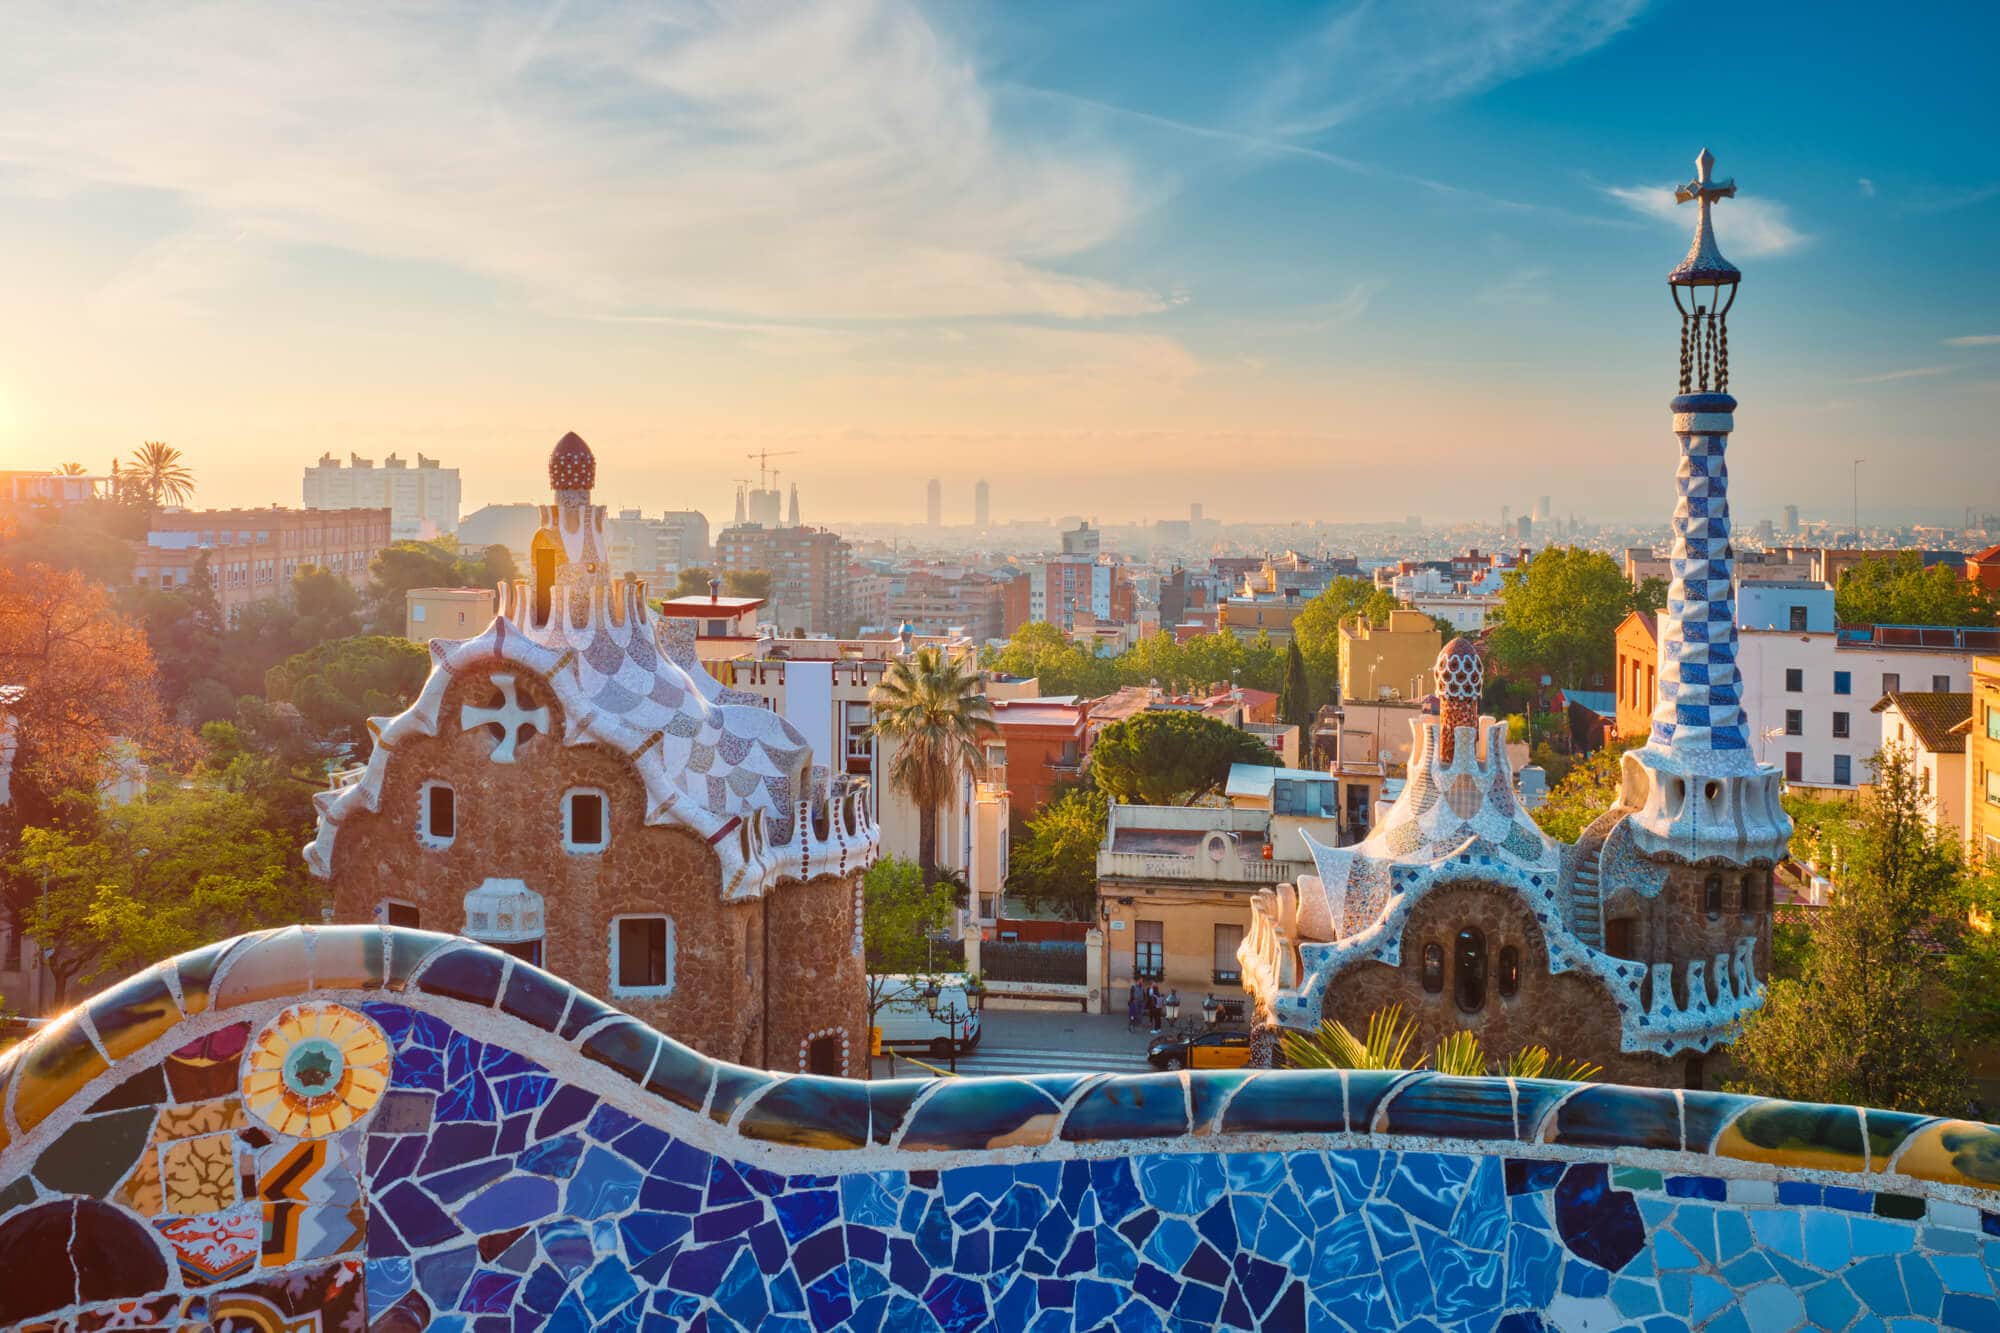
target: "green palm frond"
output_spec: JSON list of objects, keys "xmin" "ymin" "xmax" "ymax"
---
[
  {"xmin": 1280, "ymin": 1004, "xmax": 1425, "ymax": 1071},
  {"xmin": 1502, "ymin": 1044, "xmax": 1601, "ymax": 1082},
  {"xmin": 1431, "ymin": 1029, "xmax": 1487, "ymax": 1077}
]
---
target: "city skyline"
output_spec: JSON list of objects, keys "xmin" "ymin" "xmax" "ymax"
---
[{"xmin": 1, "ymin": 2, "xmax": 1995, "ymax": 526}]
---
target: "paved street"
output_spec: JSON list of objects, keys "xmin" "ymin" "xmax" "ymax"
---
[{"xmin": 873, "ymin": 1003, "xmax": 1161, "ymax": 1079}]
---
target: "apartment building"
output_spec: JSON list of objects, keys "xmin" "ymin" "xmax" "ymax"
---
[
  {"xmin": 1874, "ymin": 692, "xmax": 1971, "ymax": 839},
  {"xmin": 1732, "ymin": 583, "xmax": 1996, "ymax": 789},
  {"xmin": 714, "ymin": 524, "xmax": 852, "ymax": 635},
  {"xmin": 887, "ymin": 564, "xmax": 1018, "ymax": 643},
  {"xmin": 132, "ymin": 506, "xmax": 391, "ymax": 620},
  {"xmin": 1337, "ymin": 609, "xmax": 1443, "ymax": 703},
  {"xmin": 303, "ymin": 452, "xmax": 459, "ymax": 540},
  {"xmin": 1968, "ymin": 657, "xmax": 2000, "ymax": 865}
]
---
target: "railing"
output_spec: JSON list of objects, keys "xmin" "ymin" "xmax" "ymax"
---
[{"xmin": 1096, "ymin": 851, "xmax": 1292, "ymax": 883}]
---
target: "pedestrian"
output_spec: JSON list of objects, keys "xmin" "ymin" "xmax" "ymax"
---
[
  {"xmin": 1147, "ymin": 985, "xmax": 1162, "ymax": 1033},
  {"xmin": 1126, "ymin": 985, "xmax": 1141, "ymax": 1033}
]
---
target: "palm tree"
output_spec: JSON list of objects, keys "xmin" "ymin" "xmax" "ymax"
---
[
  {"xmin": 56, "ymin": 462, "xmax": 87, "ymax": 475},
  {"xmin": 128, "ymin": 441, "xmax": 194, "ymax": 506},
  {"xmin": 1280, "ymin": 1003, "xmax": 1602, "ymax": 1080},
  {"xmin": 870, "ymin": 646, "xmax": 994, "ymax": 889}
]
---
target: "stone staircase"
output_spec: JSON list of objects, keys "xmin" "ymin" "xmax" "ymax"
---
[{"xmin": 1569, "ymin": 839, "xmax": 1605, "ymax": 949}]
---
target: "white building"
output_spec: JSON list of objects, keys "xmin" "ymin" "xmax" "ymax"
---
[
  {"xmin": 304, "ymin": 452, "xmax": 461, "ymax": 541},
  {"xmin": 607, "ymin": 509, "xmax": 710, "ymax": 580},
  {"xmin": 1735, "ymin": 582, "xmax": 1988, "ymax": 790},
  {"xmin": 1874, "ymin": 692, "xmax": 1971, "ymax": 838}
]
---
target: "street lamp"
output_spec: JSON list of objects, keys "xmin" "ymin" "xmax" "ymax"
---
[
  {"xmin": 1163, "ymin": 989, "xmax": 1181, "ymax": 1024},
  {"xmin": 1202, "ymin": 993, "xmax": 1218, "ymax": 1026},
  {"xmin": 922, "ymin": 976, "xmax": 985, "ymax": 1075}
]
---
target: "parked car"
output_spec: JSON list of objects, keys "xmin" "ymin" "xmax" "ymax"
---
[
  {"xmin": 872, "ymin": 975, "xmax": 983, "ymax": 1057},
  {"xmin": 1146, "ymin": 1026, "xmax": 1254, "ymax": 1071}
]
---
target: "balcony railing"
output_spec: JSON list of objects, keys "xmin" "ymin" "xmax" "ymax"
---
[{"xmin": 1097, "ymin": 851, "xmax": 1294, "ymax": 884}]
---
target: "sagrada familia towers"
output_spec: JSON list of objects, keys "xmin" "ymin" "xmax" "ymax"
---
[{"xmin": 1242, "ymin": 152, "xmax": 1792, "ymax": 1086}]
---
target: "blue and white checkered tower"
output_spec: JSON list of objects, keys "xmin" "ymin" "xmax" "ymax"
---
[{"xmin": 1621, "ymin": 150, "xmax": 1791, "ymax": 865}]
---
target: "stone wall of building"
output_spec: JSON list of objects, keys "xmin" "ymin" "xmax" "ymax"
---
[
  {"xmin": 328, "ymin": 663, "xmax": 865, "ymax": 1074},
  {"xmin": 6, "ymin": 927, "xmax": 2000, "ymax": 1331},
  {"xmin": 1318, "ymin": 879, "xmax": 1677, "ymax": 1087}
]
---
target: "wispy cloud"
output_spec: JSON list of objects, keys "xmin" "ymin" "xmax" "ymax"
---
[
  {"xmin": 0, "ymin": 2, "xmax": 1160, "ymax": 322},
  {"xmin": 1858, "ymin": 178, "xmax": 1877, "ymax": 198},
  {"xmin": 1944, "ymin": 334, "xmax": 2000, "ymax": 346},
  {"xmin": 1603, "ymin": 184, "xmax": 1809, "ymax": 257},
  {"xmin": 1475, "ymin": 265, "xmax": 1553, "ymax": 305},
  {"xmin": 1249, "ymin": 0, "xmax": 1648, "ymax": 139},
  {"xmin": 1855, "ymin": 365, "xmax": 1953, "ymax": 384}
]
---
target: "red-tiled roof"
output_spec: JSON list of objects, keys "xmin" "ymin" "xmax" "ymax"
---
[{"xmin": 1870, "ymin": 691, "xmax": 1972, "ymax": 754}]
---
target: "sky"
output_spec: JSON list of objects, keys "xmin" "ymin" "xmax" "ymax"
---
[{"xmin": 0, "ymin": 1, "xmax": 1995, "ymax": 529}]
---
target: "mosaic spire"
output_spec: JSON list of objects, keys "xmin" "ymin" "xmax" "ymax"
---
[
  {"xmin": 1649, "ymin": 149, "xmax": 1747, "ymax": 756},
  {"xmin": 1623, "ymin": 150, "xmax": 1789, "ymax": 864}
]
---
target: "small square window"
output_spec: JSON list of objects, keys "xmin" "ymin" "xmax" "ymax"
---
[
  {"xmin": 1784, "ymin": 709, "xmax": 1803, "ymax": 736},
  {"xmin": 381, "ymin": 901, "xmax": 421, "ymax": 928},
  {"xmin": 1882, "ymin": 673, "xmax": 1901, "ymax": 695},
  {"xmin": 1933, "ymin": 675, "xmax": 1952, "ymax": 693},
  {"xmin": 612, "ymin": 916, "xmax": 673, "ymax": 995},
  {"xmin": 1833, "ymin": 671, "xmax": 1851, "ymax": 696},
  {"xmin": 412, "ymin": 604, "xmax": 427, "ymax": 623},
  {"xmin": 1788, "ymin": 606, "xmax": 1807, "ymax": 632},
  {"xmin": 1784, "ymin": 668, "xmax": 1803, "ymax": 693},
  {"xmin": 565, "ymin": 790, "xmax": 608, "ymax": 852},
  {"xmin": 1832, "ymin": 712, "xmax": 1850, "ymax": 739},
  {"xmin": 1785, "ymin": 752, "xmax": 1803, "ymax": 781},
  {"xmin": 1833, "ymin": 754, "xmax": 1853, "ymax": 786}
]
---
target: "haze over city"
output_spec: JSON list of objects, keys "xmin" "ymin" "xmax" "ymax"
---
[{"xmin": 1, "ymin": 0, "xmax": 1995, "ymax": 525}]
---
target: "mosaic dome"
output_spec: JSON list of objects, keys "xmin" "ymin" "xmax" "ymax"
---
[
  {"xmin": 1436, "ymin": 637, "xmax": 1483, "ymax": 699},
  {"xmin": 548, "ymin": 430, "xmax": 595, "ymax": 492}
]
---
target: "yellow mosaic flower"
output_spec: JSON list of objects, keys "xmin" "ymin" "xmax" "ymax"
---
[{"xmin": 242, "ymin": 1003, "xmax": 390, "ymax": 1138}]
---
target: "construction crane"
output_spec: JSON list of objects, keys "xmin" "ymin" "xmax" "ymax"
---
[{"xmin": 747, "ymin": 449, "xmax": 799, "ymax": 490}]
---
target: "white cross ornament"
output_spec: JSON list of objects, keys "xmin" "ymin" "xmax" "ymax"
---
[{"xmin": 461, "ymin": 673, "xmax": 549, "ymax": 763}]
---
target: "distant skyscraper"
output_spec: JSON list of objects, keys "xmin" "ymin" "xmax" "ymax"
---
[
  {"xmin": 734, "ymin": 484, "xmax": 746, "ymax": 525},
  {"xmin": 1516, "ymin": 515, "xmax": 1533, "ymax": 543},
  {"xmin": 974, "ymin": 479, "xmax": 990, "ymax": 529},
  {"xmin": 746, "ymin": 487, "xmax": 782, "ymax": 528},
  {"xmin": 787, "ymin": 482, "xmax": 800, "ymax": 528},
  {"xmin": 1501, "ymin": 505, "xmax": 1511, "ymax": 534},
  {"xmin": 1783, "ymin": 504, "xmax": 1799, "ymax": 534},
  {"xmin": 1534, "ymin": 495, "xmax": 1552, "ymax": 521},
  {"xmin": 926, "ymin": 478, "xmax": 942, "ymax": 527},
  {"xmin": 1190, "ymin": 502, "xmax": 1203, "ymax": 525}
]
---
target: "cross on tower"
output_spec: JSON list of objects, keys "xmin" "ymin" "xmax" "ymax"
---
[
  {"xmin": 1674, "ymin": 146, "xmax": 1736, "ymax": 209},
  {"xmin": 461, "ymin": 673, "xmax": 550, "ymax": 764}
]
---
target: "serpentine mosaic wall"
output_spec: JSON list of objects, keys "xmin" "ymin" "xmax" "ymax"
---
[{"xmin": 6, "ymin": 928, "xmax": 2000, "ymax": 1332}]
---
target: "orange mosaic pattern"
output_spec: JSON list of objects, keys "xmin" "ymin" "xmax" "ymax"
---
[{"xmin": 240, "ymin": 1003, "xmax": 389, "ymax": 1139}]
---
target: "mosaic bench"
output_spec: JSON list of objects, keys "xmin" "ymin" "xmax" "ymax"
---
[{"xmin": 3, "ymin": 925, "xmax": 1998, "ymax": 1331}]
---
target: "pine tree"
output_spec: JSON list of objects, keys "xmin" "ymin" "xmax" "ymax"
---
[
  {"xmin": 1730, "ymin": 745, "xmax": 1974, "ymax": 1114},
  {"xmin": 1278, "ymin": 639, "xmax": 1313, "ymax": 731}
]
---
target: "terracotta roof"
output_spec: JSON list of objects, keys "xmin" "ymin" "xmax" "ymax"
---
[
  {"xmin": 1970, "ymin": 543, "xmax": 2000, "ymax": 562},
  {"xmin": 1870, "ymin": 691, "xmax": 1972, "ymax": 754}
]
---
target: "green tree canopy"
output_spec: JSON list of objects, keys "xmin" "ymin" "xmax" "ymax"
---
[
  {"xmin": 1008, "ymin": 789, "xmax": 1108, "ymax": 921},
  {"xmin": 724, "ymin": 570, "xmax": 772, "ymax": 600},
  {"xmin": 983, "ymin": 622, "xmax": 1118, "ymax": 698},
  {"xmin": 673, "ymin": 567, "xmax": 716, "ymax": 597},
  {"xmin": 1089, "ymin": 709, "xmax": 1277, "ymax": 806},
  {"xmin": 265, "ymin": 635, "xmax": 429, "ymax": 749},
  {"xmin": 1835, "ymin": 552, "xmax": 1996, "ymax": 628},
  {"xmin": 13, "ymin": 779, "xmax": 316, "ymax": 1002},
  {"xmin": 1291, "ymin": 577, "xmax": 1399, "ymax": 701},
  {"xmin": 1488, "ymin": 548, "xmax": 1642, "ymax": 688},
  {"xmin": 860, "ymin": 856, "xmax": 963, "ymax": 1028},
  {"xmin": 364, "ymin": 539, "xmax": 516, "ymax": 633},
  {"xmin": 1528, "ymin": 740, "xmax": 1637, "ymax": 843},
  {"xmin": 1730, "ymin": 746, "xmax": 1978, "ymax": 1114}
]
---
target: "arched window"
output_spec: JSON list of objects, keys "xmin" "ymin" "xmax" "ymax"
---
[
  {"xmin": 1498, "ymin": 946, "xmax": 1520, "ymax": 998},
  {"xmin": 1421, "ymin": 944, "xmax": 1444, "ymax": 993},
  {"xmin": 1703, "ymin": 873, "xmax": 1722, "ymax": 920},
  {"xmin": 1454, "ymin": 928, "xmax": 1487, "ymax": 1013}
]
